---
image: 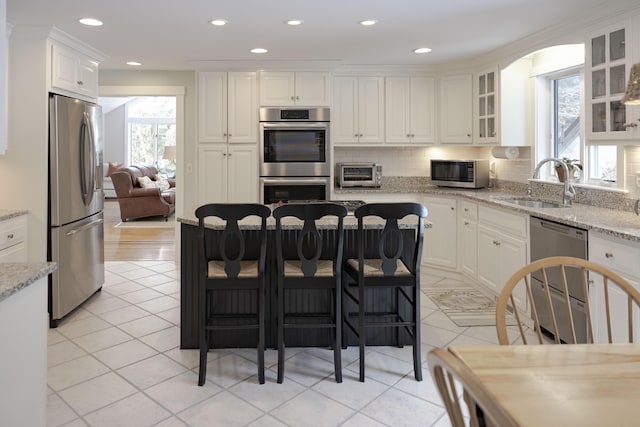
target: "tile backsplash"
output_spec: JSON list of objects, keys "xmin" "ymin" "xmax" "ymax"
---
[{"xmin": 335, "ymin": 145, "xmax": 640, "ymax": 213}]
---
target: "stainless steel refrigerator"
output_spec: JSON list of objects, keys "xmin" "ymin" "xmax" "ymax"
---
[{"xmin": 48, "ymin": 93, "xmax": 105, "ymax": 327}]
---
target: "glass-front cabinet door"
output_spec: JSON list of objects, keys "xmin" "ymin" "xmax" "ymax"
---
[
  {"xmin": 586, "ymin": 23, "xmax": 637, "ymax": 140},
  {"xmin": 475, "ymin": 67, "xmax": 498, "ymax": 144}
]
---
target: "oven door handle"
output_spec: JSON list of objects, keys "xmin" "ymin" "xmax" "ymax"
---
[{"xmin": 260, "ymin": 178, "xmax": 330, "ymax": 186}]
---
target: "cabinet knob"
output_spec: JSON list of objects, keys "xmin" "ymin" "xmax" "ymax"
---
[
  {"xmin": 605, "ymin": 252, "xmax": 614, "ymax": 258},
  {"xmin": 464, "ymin": 221, "xmax": 469, "ymax": 226},
  {"xmin": 450, "ymin": 207, "xmax": 454, "ymax": 211},
  {"xmin": 228, "ymin": 153, "xmax": 232, "ymax": 156},
  {"xmin": 295, "ymin": 96, "xmax": 300, "ymax": 100},
  {"xmin": 493, "ymin": 240, "xmax": 501, "ymax": 246},
  {"xmin": 467, "ymin": 134, "xmax": 471, "ymax": 138},
  {"xmin": 77, "ymin": 81, "xmax": 84, "ymax": 86},
  {"xmin": 290, "ymin": 96, "xmax": 295, "ymax": 100},
  {"xmin": 464, "ymin": 208, "xmax": 469, "ymax": 212},
  {"xmin": 406, "ymin": 134, "xmax": 411, "ymax": 138},
  {"xmin": 355, "ymin": 134, "xmax": 359, "ymax": 137},
  {"xmin": 7, "ymin": 233, "xmax": 13, "ymax": 239},
  {"xmin": 359, "ymin": 134, "xmax": 363, "ymax": 137},
  {"xmin": 223, "ymin": 153, "xmax": 227, "ymax": 156},
  {"xmin": 411, "ymin": 134, "xmax": 415, "ymax": 138}
]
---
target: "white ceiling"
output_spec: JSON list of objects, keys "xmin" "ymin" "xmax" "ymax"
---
[{"xmin": 7, "ymin": 0, "xmax": 640, "ymax": 71}]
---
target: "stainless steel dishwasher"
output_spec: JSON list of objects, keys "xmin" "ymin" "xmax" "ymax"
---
[{"xmin": 529, "ymin": 217, "xmax": 588, "ymax": 343}]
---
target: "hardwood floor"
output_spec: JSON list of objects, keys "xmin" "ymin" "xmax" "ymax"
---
[{"xmin": 103, "ymin": 199, "xmax": 176, "ymax": 261}]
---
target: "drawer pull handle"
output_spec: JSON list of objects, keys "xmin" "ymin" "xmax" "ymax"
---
[
  {"xmin": 7, "ymin": 233, "xmax": 13, "ymax": 239},
  {"xmin": 605, "ymin": 252, "xmax": 613, "ymax": 259}
]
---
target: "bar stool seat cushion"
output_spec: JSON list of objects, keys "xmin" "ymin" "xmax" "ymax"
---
[
  {"xmin": 207, "ymin": 260, "xmax": 259, "ymax": 278},
  {"xmin": 345, "ymin": 258, "xmax": 412, "ymax": 277},
  {"xmin": 284, "ymin": 260, "xmax": 334, "ymax": 277}
]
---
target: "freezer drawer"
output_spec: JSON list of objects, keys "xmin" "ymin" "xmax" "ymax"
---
[{"xmin": 50, "ymin": 212, "xmax": 105, "ymax": 323}]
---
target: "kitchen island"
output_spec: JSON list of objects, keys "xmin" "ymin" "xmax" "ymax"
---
[{"xmin": 178, "ymin": 213, "xmax": 423, "ymax": 349}]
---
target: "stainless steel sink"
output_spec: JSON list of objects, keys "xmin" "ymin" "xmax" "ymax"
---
[{"xmin": 497, "ymin": 197, "xmax": 568, "ymax": 208}]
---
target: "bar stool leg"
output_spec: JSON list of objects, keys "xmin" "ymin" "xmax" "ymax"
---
[
  {"xmin": 277, "ymin": 280, "xmax": 285, "ymax": 384},
  {"xmin": 358, "ymin": 280, "xmax": 365, "ymax": 382},
  {"xmin": 258, "ymin": 285, "xmax": 265, "ymax": 384},
  {"xmin": 334, "ymin": 285, "xmax": 342, "ymax": 383}
]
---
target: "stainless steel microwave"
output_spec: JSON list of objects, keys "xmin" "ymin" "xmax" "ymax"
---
[
  {"xmin": 336, "ymin": 163, "xmax": 382, "ymax": 188},
  {"xmin": 430, "ymin": 159, "xmax": 490, "ymax": 188}
]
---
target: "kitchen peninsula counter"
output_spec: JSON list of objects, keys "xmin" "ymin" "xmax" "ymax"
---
[{"xmin": 0, "ymin": 262, "xmax": 57, "ymax": 303}]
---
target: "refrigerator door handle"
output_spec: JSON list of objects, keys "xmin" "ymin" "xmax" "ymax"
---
[
  {"xmin": 65, "ymin": 218, "xmax": 104, "ymax": 236},
  {"xmin": 79, "ymin": 112, "xmax": 96, "ymax": 206}
]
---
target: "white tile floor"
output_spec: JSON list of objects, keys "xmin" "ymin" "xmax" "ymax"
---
[{"xmin": 46, "ymin": 261, "xmax": 508, "ymax": 427}]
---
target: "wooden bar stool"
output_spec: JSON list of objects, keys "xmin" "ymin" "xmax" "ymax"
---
[
  {"xmin": 195, "ymin": 203, "xmax": 271, "ymax": 386},
  {"xmin": 272, "ymin": 202, "xmax": 348, "ymax": 383},
  {"xmin": 343, "ymin": 202, "xmax": 428, "ymax": 382}
]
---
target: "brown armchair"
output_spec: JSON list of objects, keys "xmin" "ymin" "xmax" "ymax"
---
[{"xmin": 110, "ymin": 165, "xmax": 176, "ymax": 221}]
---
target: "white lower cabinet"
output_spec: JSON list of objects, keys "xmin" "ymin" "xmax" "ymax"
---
[
  {"xmin": 476, "ymin": 205, "xmax": 528, "ymax": 307},
  {"xmin": 0, "ymin": 215, "xmax": 27, "ymax": 262},
  {"xmin": 423, "ymin": 196, "xmax": 457, "ymax": 270},
  {"xmin": 588, "ymin": 232, "xmax": 640, "ymax": 343},
  {"xmin": 458, "ymin": 200, "xmax": 478, "ymax": 278},
  {"xmin": 198, "ymin": 144, "xmax": 258, "ymax": 204}
]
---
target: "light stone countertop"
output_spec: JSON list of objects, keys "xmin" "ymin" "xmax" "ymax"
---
[
  {"xmin": 178, "ymin": 213, "xmax": 425, "ymax": 230},
  {"xmin": 0, "ymin": 210, "xmax": 45, "ymax": 304},
  {"xmin": 0, "ymin": 209, "xmax": 28, "ymax": 222},
  {"xmin": 0, "ymin": 262, "xmax": 57, "ymax": 304},
  {"xmin": 336, "ymin": 185, "xmax": 640, "ymax": 242}
]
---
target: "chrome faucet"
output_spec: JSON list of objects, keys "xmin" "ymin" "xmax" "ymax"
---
[{"xmin": 532, "ymin": 157, "xmax": 575, "ymax": 206}]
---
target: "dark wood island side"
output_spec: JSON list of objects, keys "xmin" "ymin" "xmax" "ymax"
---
[{"xmin": 179, "ymin": 215, "xmax": 420, "ymax": 349}]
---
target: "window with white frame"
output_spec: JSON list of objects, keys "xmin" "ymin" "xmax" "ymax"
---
[
  {"xmin": 126, "ymin": 97, "xmax": 176, "ymax": 176},
  {"xmin": 533, "ymin": 45, "xmax": 621, "ymax": 186}
]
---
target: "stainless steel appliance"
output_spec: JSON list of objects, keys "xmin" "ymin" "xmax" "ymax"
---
[
  {"xmin": 336, "ymin": 162, "xmax": 382, "ymax": 188},
  {"xmin": 260, "ymin": 177, "xmax": 330, "ymax": 204},
  {"xmin": 48, "ymin": 94, "xmax": 105, "ymax": 327},
  {"xmin": 430, "ymin": 159, "xmax": 489, "ymax": 188},
  {"xmin": 259, "ymin": 107, "xmax": 330, "ymax": 203},
  {"xmin": 529, "ymin": 217, "xmax": 588, "ymax": 343},
  {"xmin": 259, "ymin": 107, "xmax": 330, "ymax": 177}
]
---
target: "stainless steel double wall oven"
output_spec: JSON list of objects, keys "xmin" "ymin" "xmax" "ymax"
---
[{"xmin": 259, "ymin": 107, "xmax": 330, "ymax": 203}]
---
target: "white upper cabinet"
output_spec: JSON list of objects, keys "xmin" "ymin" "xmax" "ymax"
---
[
  {"xmin": 333, "ymin": 76, "xmax": 385, "ymax": 145},
  {"xmin": 474, "ymin": 67, "xmax": 499, "ymax": 144},
  {"xmin": 386, "ymin": 76, "xmax": 435, "ymax": 144},
  {"xmin": 439, "ymin": 73, "xmax": 473, "ymax": 144},
  {"xmin": 51, "ymin": 43, "xmax": 99, "ymax": 101},
  {"xmin": 198, "ymin": 71, "xmax": 257, "ymax": 144},
  {"xmin": 586, "ymin": 20, "xmax": 639, "ymax": 141},
  {"xmin": 259, "ymin": 71, "xmax": 330, "ymax": 106}
]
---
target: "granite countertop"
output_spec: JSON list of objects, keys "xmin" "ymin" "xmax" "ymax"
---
[
  {"xmin": 0, "ymin": 209, "xmax": 28, "ymax": 222},
  {"xmin": 336, "ymin": 184, "xmax": 640, "ymax": 242},
  {"xmin": 178, "ymin": 214, "xmax": 424, "ymax": 230},
  {"xmin": 0, "ymin": 262, "xmax": 57, "ymax": 304}
]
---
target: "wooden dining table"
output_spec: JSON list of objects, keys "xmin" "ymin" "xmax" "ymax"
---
[{"xmin": 448, "ymin": 344, "xmax": 640, "ymax": 427}]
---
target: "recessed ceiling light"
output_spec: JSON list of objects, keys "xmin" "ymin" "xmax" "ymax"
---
[
  {"xmin": 413, "ymin": 47, "xmax": 432, "ymax": 54},
  {"xmin": 126, "ymin": 61, "xmax": 142, "ymax": 66},
  {"xmin": 210, "ymin": 19, "xmax": 228, "ymax": 26},
  {"xmin": 250, "ymin": 48, "xmax": 268, "ymax": 54},
  {"xmin": 359, "ymin": 20, "xmax": 378, "ymax": 26},
  {"xmin": 78, "ymin": 18, "xmax": 103, "ymax": 27},
  {"xmin": 286, "ymin": 19, "xmax": 303, "ymax": 26}
]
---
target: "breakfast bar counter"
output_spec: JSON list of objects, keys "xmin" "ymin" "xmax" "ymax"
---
[{"xmin": 178, "ymin": 213, "xmax": 421, "ymax": 349}]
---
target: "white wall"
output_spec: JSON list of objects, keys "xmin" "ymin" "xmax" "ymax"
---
[{"xmin": 103, "ymin": 104, "xmax": 126, "ymax": 164}]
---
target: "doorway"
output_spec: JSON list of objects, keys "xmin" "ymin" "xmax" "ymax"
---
[{"xmin": 99, "ymin": 85, "xmax": 185, "ymax": 261}]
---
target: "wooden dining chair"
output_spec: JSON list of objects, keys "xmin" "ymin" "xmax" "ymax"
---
[
  {"xmin": 496, "ymin": 256, "xmax": 640, "ymax": 345},
  {"xmin": 343, "ymin": 202, "xmax": 428, "ymax": 382},
  {"xmin": 427, "ymin": 348, "xmax": 519, "ymax": 427},
  {"xmin": 195, "ymin": 203, "xmax": 271, "ymax": 386},
  {"xmin": 272, "ymin": 202, "xmax": 348, "ymax": 383}
]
